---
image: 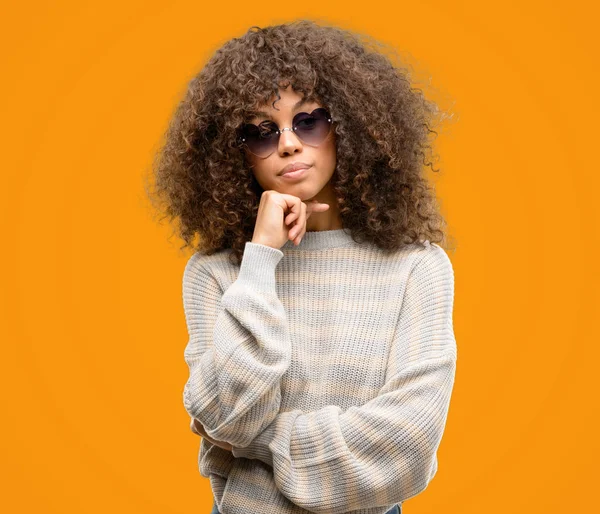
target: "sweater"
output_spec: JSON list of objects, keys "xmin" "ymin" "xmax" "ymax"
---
[{"xmin": 182, "ymin": 228, "xmax": 458, "ymax": 514}]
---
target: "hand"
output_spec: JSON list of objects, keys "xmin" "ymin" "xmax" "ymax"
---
[
  {"xmin": 251, "ymin": 190, "xmax": 330, "ymax": 250},
  {"xmin": 190, "ymin": 418, "xmax": 233, "ymax": 451}
]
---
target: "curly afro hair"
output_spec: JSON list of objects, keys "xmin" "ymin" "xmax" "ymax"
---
[{"xmin": 144, "ymin": 19, "xmax": 456, "ymax": 266}]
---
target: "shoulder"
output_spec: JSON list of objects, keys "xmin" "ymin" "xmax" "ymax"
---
[
  {"xmin": 183, "ymin": 249, "xmax": 232, "ymax": 290},
  {"xmin": 184, "ymin": 251, "xmax": 210, "ymax": 276},
  {"xmin": 408, "ymin": 241, "xmax": 454, "ymax": 284},
  {"xmin": 185, "ymin": 248, "xmax": 232, "ymax": 272}
]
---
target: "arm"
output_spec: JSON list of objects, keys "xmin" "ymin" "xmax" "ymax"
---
[
  {"xmin": 182, "ymin": 242, "xmax": 292, "ymax": 447},
  {"xmin": 231, "ymin": 243, "xmax": 458, "ymax": 513}
]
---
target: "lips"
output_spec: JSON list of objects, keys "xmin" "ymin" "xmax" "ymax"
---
[{"xmin": 280, "ymin": 162, "xmax": 311, "ymax": 176}]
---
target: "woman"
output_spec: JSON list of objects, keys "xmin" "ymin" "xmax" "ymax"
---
[{"xmin": 147, "ymin": 19, "xmax": 458, "ymax": 514}]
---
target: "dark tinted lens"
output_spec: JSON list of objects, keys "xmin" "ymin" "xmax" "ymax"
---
[
  {"xmin": 240, "ymin": 121, "xmax": 279, "ymax": 157},
  {"xmin": 294, "ymin": 108, "xmax": 332, "ymax": 146}
]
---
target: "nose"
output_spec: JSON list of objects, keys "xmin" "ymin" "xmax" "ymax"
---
[{"xmin": 278, "ymin": 127, "xmax": 303, "ymax": 155}]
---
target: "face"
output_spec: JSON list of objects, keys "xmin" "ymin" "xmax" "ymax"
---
[{"xmin": 242, "ymin": 84, "xmax": 337, "ymax": 203}]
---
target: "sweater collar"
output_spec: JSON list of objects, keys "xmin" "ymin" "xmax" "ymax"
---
[{"xmin": 281, "ymin": 228, "xmax": 356, "ymax": 251}]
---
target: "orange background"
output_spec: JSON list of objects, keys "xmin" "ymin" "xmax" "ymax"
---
[{"xmin": 2, "ymin": 1, "xmax": 598, "ymax": 513}]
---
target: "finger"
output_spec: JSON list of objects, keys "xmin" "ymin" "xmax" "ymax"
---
[
  {"xmin": 287, "ymin": 199, "xmax": 304, "ymax": 237},
  {"xmin": 306, "ymin": 201, "xmax": 330, "ymax": 219},
  {"xmin": 289, "ymin": 220, "xmax": 305, "ymax": 241},
  {"xmin": 285, "ymin": 210, "xmax": 299, "ymax": 225},
  {"xmin": 207, "ymin": 436, "xmax": 233, "ymax": 451},
  {"xmin": 192, "ymin": 418, "xmax": 203, "ymax": 435},
  {"xmin": 301, "ymin": 201, "xmax": 308, "ymax": 225},
  {"xmin": 203, "ymin": 433, "xmax": 219, "ymax": 445},
  {"xmin": 289, "ymin": 225, "xmax": 299, "ymax": 240},
  {"xmin": 288, "ymin": 199, "xmax": 304, "ymax": 226},
  {"xmin": 306, "ymin": 199, "xmax": 329, "ymax": 210},
  {"xmin": 298, "ymin": 222, "xmax": 307, "ymax": 242},
  {"xmin": 289, "ymin": 216, "xmax": 301, "ymax": 240},
  {"xmin": 294, "ymin": 204, "xmax": 307, "ymax": 244},
  {"xmin": 280, "ymin": 202, "xmax": 298, "ymax": 228},
  {"xmin": 280, "ymin": 194, "xmax": 302, "ymax": 216},
  {"xmin": 289, "ymin": 209, "xmax": 304, "ymax": 243},
  {"xmin": 294, "ymin": 225, "xmax": 305, "ymax": 245}
]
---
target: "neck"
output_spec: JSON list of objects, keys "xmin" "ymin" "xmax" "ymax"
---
[{"xmin": 304, "ymin": 183, "xmax": 342, "ymax": 232}]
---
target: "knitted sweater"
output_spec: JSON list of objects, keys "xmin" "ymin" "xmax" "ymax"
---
[{"xmin": 182, "ymin": 228, "xmax": 457, "ymax": 514}]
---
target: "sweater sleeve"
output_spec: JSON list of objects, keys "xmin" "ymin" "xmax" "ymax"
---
[
  {"xmin": 230, "ymin": 243, "xmax": 458, "ymax": 513},
  {"xmin": 182, "ymin": 242, "xmax": 292, "ymax": 447}
]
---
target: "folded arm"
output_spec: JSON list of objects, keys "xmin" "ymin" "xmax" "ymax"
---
[{"xmin": 229, "ymin": 243, "xmax": 458, "ymax": 513}]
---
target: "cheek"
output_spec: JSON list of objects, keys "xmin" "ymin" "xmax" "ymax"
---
[
  {"xmin": 320, "ymin": 138, "xmax": 337, "ymax": 168},
  {"xmin": 248, "ymin": 158, "xmax": 280, "ymax": 188}
]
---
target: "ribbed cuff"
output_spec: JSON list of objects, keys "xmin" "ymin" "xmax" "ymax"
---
[
  {"xmin": 236, "ymin": 242, "xmax": 284, "ymax": 292},
  {"xmin": 231, "ymin": 420, "xmax": 277, "ymax": 467},
  {"xmin": 231, "ymin": 410, "xmax": 303, "ymax": 468}
]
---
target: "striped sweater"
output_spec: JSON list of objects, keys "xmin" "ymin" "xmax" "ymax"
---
[{"xmin": 182, "ymin": 228, "xmax": 457, "ymax": 514}]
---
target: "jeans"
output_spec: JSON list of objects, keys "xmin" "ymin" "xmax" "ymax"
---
[{"xmin": 210, "ymin": 500, "xmax": 402, "ymax": 513}]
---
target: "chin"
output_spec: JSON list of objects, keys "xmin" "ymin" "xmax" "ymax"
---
[{"xmin": 281, "ymin": 183, "xmax": 324, "ymax": 198}]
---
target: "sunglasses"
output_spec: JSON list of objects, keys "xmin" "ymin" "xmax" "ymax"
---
[{"xmin": 236, "ymin": 107, "xmax": 334, "ymax": 158}]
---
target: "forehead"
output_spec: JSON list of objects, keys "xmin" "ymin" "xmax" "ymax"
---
[{"xmin": 251, "ymin": 97, "xmax": 320, "ymax": 120}]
